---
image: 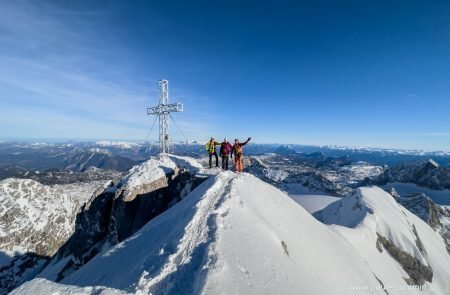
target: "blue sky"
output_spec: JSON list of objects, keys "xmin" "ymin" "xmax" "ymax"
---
[{"xmin": 1, "ymin": 0, "xmax": 450, "ymax": 150}]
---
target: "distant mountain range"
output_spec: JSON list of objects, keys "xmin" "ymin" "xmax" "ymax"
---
[{"xmin": 363, "ymin": 159, "xmax": 450, "ymax": 190}]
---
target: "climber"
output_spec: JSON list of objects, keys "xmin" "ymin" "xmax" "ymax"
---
[
  {"xmin": 219, "ymin": 138, "xmax": 233, "ymax": 170},
  {"xmin": 205, "ymin": 137, "xmax": 220, "ymax": 168},
  {"xmin": 231, "ymin": 137, "xmax": 251, "ymax": 173}
]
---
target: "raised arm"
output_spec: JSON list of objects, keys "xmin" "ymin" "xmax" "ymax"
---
[{"xmin": 241, "ymin": 137, "xmax": 251, "ymax": 146}]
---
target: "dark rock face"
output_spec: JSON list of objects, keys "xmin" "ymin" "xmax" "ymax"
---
[
  {"xmin": 376, "ymin": 234, "xmax": 433, "ymax": 286},
  {"xmin": 396, "ymin": 193, "xmax": 450, "ymax": 255},
  {"xmin": 387, "ymin": 187, "xmax": 400, "ymax": 200},
  {"xmin": 0, "ymin": 253, "xmax": 49, "ymax": 294},
  {"xmin": 363, "ymin": 167, "xmax": 393, "ymax": 186},
  {"xmin": 49, "ymin": 185, "xmax": 116, "ymax": 281},
  {"xmin": 43, "ymin": 168, "xmax": 205, "ymax": 282},
  {"xmin": 398, "ymin": 193, "xmax": 441, "ymax": 228},
  {"xmin": 108, "ymin": 168, "xmax": 202, "ymax": 244}
]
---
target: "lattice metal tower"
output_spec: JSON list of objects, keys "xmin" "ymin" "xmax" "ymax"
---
[{"xmin": 147, "ymin": 79, "xmax": 183, "ymax": 156}]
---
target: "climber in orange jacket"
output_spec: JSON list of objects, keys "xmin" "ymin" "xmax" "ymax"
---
[{"xmin": 231, "ymin": 137, "xmax": 251, "ymax": 173}]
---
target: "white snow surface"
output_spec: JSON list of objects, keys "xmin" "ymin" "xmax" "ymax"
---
[
  {"xmin": 88, "ymin": 148, "xmax": 113, "ymax": 156},
  {"xmin": 338, "ymin": 161, "xmax": 384, "ymax": 183},
  {"xmin": 318, "ymin": 186, "xmax": 450, "ymax": 294},
  {"xmin": 12, "ymin": 163, "xmax": 450, "ymax": 295},
  {"xmin": 290, "ymin": 194, "xmax": 340, "ymax": 214},
  {"xmin": 24, "ymin": 173, "xmax": 383, "ymax": 294},
  {"xmin": 11, "ymin": 278, "xmax": 126, "ymax": 295},
  {"xmin": 119, "ymin": 154, "xmax": 203, "ymax": 197},
  {"xmin": 95, "ymin": 141, "xmax": 140, "ymax": 149}
]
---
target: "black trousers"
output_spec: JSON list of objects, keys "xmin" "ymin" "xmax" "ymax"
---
[
  {"xmin": 209, "ymin": 152, "xmax": 218, "ymax": 168},
  {"xmin": 221, "ymin": 155, "xmax": 229, "ymax": 170}
]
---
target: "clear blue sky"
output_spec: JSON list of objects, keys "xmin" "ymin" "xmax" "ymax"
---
[{"xmin": 1, "ymin": 0, "xmax": 450, "ymax": 150}]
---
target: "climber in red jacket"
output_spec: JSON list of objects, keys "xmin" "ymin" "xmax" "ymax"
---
[{"xmin": 219, "ymin": 138, "xmax": 233, "ymax": 170}]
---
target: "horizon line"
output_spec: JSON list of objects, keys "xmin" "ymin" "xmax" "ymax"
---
[{"xmin": 1, "ymin": 137, "xmax": 450, "ymax": 154}]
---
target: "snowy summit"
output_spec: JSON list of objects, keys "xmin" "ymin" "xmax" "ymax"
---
[{"xmin": 10, "ymin": 156, "xmax": 450, "ymax": 295}]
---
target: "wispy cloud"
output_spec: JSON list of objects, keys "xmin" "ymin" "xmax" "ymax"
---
[
  {"xmin": 425, "ymin": 132, "xmax": 450, "ymax": 137},
  {"xmin": 0, "ymin": 1, "xmax": 213, "ymax": 141}
]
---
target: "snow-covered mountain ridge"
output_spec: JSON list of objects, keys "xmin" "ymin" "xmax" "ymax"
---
[
  {"xmin": 315, "ymin": 187, "xmax": 450, "ymax": 289},
  {"xmin": 10, "ymin": 156, "xmax": 450, "ymax": 295},
  {"xmin": 0, "ymin": 155, "xmax": 205, "ymax": 293},
  {"xmin": 31, "ymin": 155, "xmax": 205, "ymax": 284}
]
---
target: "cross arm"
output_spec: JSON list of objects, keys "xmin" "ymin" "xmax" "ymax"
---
[
  {"xmin": 167, "ymin": 103, "xmax": 183, "ymax": 112},
  {"xmin": 147, "ymin": 103, "xmax": 183, "ymax": 115},
  {"xmin": 147, "ymin": 106, "xmax": 160, "ymax": 115}
]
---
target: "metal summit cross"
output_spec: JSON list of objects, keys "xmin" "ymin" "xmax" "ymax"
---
[{"xmin": 147, "ymin": 79, "xmax": 183, "ymax": 156}]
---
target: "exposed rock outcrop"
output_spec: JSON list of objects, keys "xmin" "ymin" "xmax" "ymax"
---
[
  {"xmin": 397, "ymin": 193, "xmax": 450, "ymax": 255},
  {"xmin": 108, "ymin": 167, "xmax": 203, "ymax": 244},
  {"xmin": 38, "ymin": 156, "xmax": 205, "ymax": 283},
  {"xmin": 315, "ymin": 187, "xmax": 444, "ymax": 288},
  {"xmin": 376, "ymin": 233, "xmax": 433, "ymax": 285},
  {"xmin": 0, "ymin": 178, "xmax": 109, "ymax": 293},
  {"xmin": 0, "ymin": 253, "xmax": 48, "ymax": 294}
]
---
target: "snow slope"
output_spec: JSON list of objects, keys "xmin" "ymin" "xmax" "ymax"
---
[
  {"xmin": 18, "ymin": 172, "xmax": 383, "ymax": 295},
  {"xmin": 316, "ymin": 187, "xmax": 450, "ymax": 294},
  {"xmin": 11, "ymin": 168, "xmax": 450, "ymax": 294},
  {"xmin": 290, "ymin": 194, "xmax": 340, "ymax": 214},
  {"xmin": 12, "ymin": 278, "xmax": 126, "ymax": 295}
]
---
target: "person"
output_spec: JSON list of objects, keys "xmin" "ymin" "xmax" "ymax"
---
[
  {"xmin": 231, "ymin": 137, "xmax": 251, "ymax": 173},
  {"xmin": 219, "ymin": 138, "xmax": 233, "ymax": 170},
  {"xmin": 205, "ymin": 137, "xmax": 220, "ymax": 168}
]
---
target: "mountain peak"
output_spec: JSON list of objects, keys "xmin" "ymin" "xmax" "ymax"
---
[
  {"xmin": 274, "ymin": 145, "xmax": 297, "ymax": 155},
  {"xmin": 8, "ymin": 157, "xmax": 450, "ymax": 294},
  {"xmin": 22, "ymin": 172, "xmax": 379, "ymax": 294},
  {"xmin": 425, "ymin": 158, "xmax": 439, "ymax": 169}
]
